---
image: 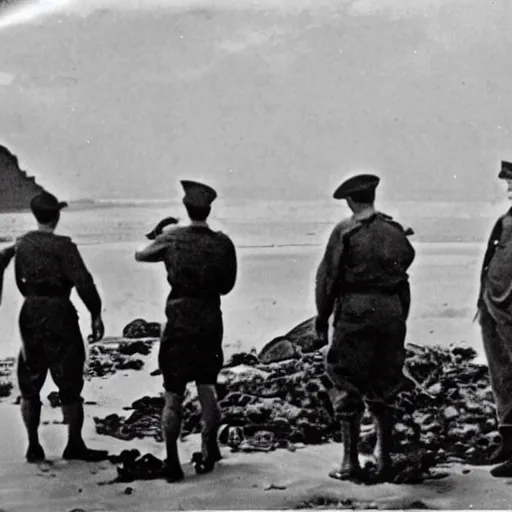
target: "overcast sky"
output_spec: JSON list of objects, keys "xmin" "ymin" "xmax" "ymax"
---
[{"xmin": 0, "ymin": 0, "xmax": 510, "ymax": 202}]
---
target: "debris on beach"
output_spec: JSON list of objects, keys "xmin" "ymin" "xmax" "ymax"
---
[
  {"xmin": 93, "ymin": 316, "xmax": 498, "ymax": 484},
  {"xmin": 87, "ymin": 346, "xmax": 145, "ymax": 378},
  {"xmin": 0, "ymin": 357, "xmax": 15, "ymax": 399},
  {"xmin": 103, "ymin": 449, "xmax": 165, "ymax": 483},
  {"xmin": 122, "ymin": 319, "xmax": 161, "ymax": 339},
  {"xmin": 47, "ymin": 391, "xmax": 61, "ymax": 408}
]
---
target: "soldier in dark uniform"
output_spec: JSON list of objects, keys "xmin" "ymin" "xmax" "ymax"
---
[
  {"xmin": 13, "ymin": 192, "xmax": 108, "ymax": 463},
  {"xmin": 315, "ymin": 174, "xmax": 416, "ymax": 482},
  {"xmin": 135, "ymin": 180, "xmax": 237, "ymax": 482},
  {"xmin": 476, "ymin": 160, "xmax": 512, "ymax": 477}
]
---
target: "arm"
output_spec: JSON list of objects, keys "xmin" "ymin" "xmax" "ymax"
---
[
  {"xmin": 315, "ymin": 224, "xmax": 346, "ymax": 324},
  {"xmin": 477, "ymin": 217, "xmax": 503, "ymax": 309},
  {"xmin": 61, "ymin": 242, "xmax": 102, "ymax": 317},
  {"xmin": 0, "ymin": 244, "xmax": 16, "ymax": 306},
  {"xmin": 219, "ymin": 237, "xmax": 237, "ymax": 296},
  {"xmin": 134, "ymin": 235, "xmax": 170, "ymax": 263}
]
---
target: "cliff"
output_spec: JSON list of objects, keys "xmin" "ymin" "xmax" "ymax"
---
[{"xmin": 0, "ymin": 145, "xmax": 47, "ymax": 212}]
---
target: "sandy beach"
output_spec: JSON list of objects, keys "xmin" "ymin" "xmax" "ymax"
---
[
  {"xmin": 1, "ymin": 339, "xmax": 512, "ymax": 512},
  {"xmin": 2, "ymin": 0, "xmax": 512, "ymax": 507},
  {"xmin": 0, "ymin": 233, "xmax": 505, "ymax": 511}
]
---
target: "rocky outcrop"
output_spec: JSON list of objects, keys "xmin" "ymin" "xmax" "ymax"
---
[
  {"xmin": 257, "ymin": 317, "xmax": 331, "ymax": 362},
  {"xmin": 94, "ymin": 317, "xmax": 498, "ymax": 485},
  {"xmin": 0, "ymin": 145, "xmax": 47, "ymax": 212}
]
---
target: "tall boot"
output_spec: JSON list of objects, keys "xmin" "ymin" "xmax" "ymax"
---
[
  {"xmin": 373, "ymin": 408, "xmax": 394, "ymax": 482},
  {"xmin": 62, "ymin": 401, "xmax": 109, "ymax": 461},
  {"xmin": 329, "ymin": 414, "xmax": 363, "ymax": 481},
  {"xmin": 194, "ymin": 384, "xmax": 222, "ymax": 474},
  {"xmin": 161, "ymin": 391, "xmax": 185, "ymax": 482},
  {"xmin": 21, "ymin": 398, "xmax": 45, "ymax": 463}
]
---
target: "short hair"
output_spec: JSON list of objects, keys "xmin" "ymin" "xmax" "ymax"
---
[
  {"xmin": 33, "ymin": 209, "xmax": 60, "ymax": 225},
  {"xmin": 348, "ymin": 189, "xmax": 376, "ymax": 204},
  {"xmin": 185, "ymin": 204, "xmax": 211, "ymax": 222}
]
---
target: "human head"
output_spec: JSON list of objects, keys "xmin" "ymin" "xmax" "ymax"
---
[
  {"xmin": 180, "ymin": 180, "xmax": 217, "ymax": 221},
  {"xmin": 333, "ymin": 174, "xmax": 379, "ymax": 212},
  {"xmin": 30, "ymin": 192, "xmax": 68, "ymax": 227},
  {"xmin": 499, "ymin": 161, "xmax": 512, "ymax": 201}
]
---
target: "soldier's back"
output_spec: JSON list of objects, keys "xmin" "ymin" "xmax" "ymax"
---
[
  {"xmin": 162, "ymin": 225, "xmax": 236, "ymax": 297},
  {"xmin": 343, "ymin": 213, "xmax": 415, "ymax": 289}
]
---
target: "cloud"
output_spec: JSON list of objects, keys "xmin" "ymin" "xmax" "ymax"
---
[{"xmin": 0, "ymin": 71, "xmax": 14, "ymax": 85}]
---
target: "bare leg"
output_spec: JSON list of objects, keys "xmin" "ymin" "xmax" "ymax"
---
[
  {"xmin": 21, "ymin": 398, "xmax": 45, "ymax": 463},
  {"xmin": 161, "ymin": 391, "xmax": 185, "ymax": 482},
  {"xmin": 62, "ymin": 401, "xmax": 108, "ymax": 461},
  {"xmin": 194, "ymin": 384, "xmax": 222, "ymax": 473}
]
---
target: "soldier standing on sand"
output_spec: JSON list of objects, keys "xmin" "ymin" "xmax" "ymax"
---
[
  {"xmin": 10, "ymin": 192, "xmax": 108, "ymax": 463},
  {"xmin": 135, "ymin": 180, "xmax": 237, "ymax": 483},
  {"xmin": 476, "ymin": 160, "xmax": 512, "ymax": 478},
  {"xmin": 315, "ymin": 174, "xmax": 416, "ymax": 483}
]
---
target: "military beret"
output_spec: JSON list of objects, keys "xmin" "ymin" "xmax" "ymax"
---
[
  {"xmin": 30, "ymin": 192, "xmax": 68, "ymax": 213},
  {"xmin": 145, "ymin": 216, "xmax": 179, "ymax": 240},
  {"xmin": 499, "ymin": 161, "xmax": 512, "ymax": 180},
  {"xmin": 181, "ymin": 180, "xmax": 217, "ymax": 208},
  {"xmin": 333, "ymin": 174, "xmax": 380, "ymax": 200}
]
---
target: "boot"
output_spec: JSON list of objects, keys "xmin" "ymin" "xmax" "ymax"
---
[
  {"xmin": 373, "ymin": 408, "xmax": 394, "ymax": 482},
  {"xmin": 329, "ymin": 415, "xmax": 363, "ymax": 481},
  {"xmin": 21, "ymin": 398, "xmax": 46, "ymax": 463},
  {"xmin": 62, "ymin": 402, "xmax": 109, "ymax": 462},
  {"xmin": 474, "ymin": 427, "xmax": 512, "ymax": 466},
  {"xmin": 489, "ymin": 427, "xmax": 512, "ymax": 477}
]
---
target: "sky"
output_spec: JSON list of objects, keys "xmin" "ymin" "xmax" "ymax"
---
[{"xmin": 0, "ymin": 0, "xmax": 511, "ymax": 201}]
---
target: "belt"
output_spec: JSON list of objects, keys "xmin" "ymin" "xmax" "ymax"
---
[
  {"xmin": 23, "ymin": 284, "xmax": 70, "ymax": 299},
  {"xmin": 342, "ymin": 283, "xmax": 406, "ymax": 295}
]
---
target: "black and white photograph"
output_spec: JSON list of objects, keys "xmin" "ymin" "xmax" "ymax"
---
[{"xmin": 0, "ymin": 0, "xmax": 511, "ymax": 509}]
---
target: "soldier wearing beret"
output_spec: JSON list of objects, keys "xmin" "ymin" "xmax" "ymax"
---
[
  {"xmin": 476, "ymin": 160, "xmax": 512, "ymax": 477},
  {"xmin": 315, "ymin": 174, "xmax": 416, "ymax": 482},
  {"xmin": 135, "ymin": 180, "xmax": 237, "ymax": 482},
  {"xmin": 11, "ymin": 192, "xmax": 107, "ymax": 463}
]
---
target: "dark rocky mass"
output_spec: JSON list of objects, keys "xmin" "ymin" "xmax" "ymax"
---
[
  {"xmin": 122, "ymin": 319, "xmax": 162, "ymax": 339},
  {"xmin": 86, "ymin": 344, "xmax": 149, "ymax": 378},
  {"xmin": 0, "ymin": 145, "xmax": 48, "ymax": 212},
  {"xmin": 93, "ymin": 316, "xmax": 498, "ymax": 484}
]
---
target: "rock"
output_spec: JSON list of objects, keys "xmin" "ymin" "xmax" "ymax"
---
[
  {"xmin": 118, "ymin": 341, "xmax": 151, "ymax": 356},
  {"xmin": 47, "ymin": 391, "xmax": 61, "ymax": 408},
  {"xmin": 225, "ymin": 351, "xmax": 260, "ymax": 368},
  {"xmin": 258, "ymin": 337, "xmax": 301, "ymax": 363},
  {"xmin": 283, "ymin": 317, "xmax": 330, "ymax": 353},
  {"xmin": 0, "ymin": 381, "xmax": 13, "ymax": 398},
  {"xmin": 122, "ymin": 319, "xmax": 161, "ymax": 339},
  {"xmin": 443, "ymin": 406, "xmax": 459, "ymax": 420}
]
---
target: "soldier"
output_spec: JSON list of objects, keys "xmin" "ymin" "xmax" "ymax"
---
[
  {"xmin": 315, "ymin": 174, "xmax": 416, "ymax": 482},
  {"xmin": 135, "ymin": 180, "xmax": 237, "ymax": 482},
  {"xmin": 13, "ymin": 192, "xmax": 108, "ymax": 463},
  {"xmin": 476, "ymin": 160, "xmax": 512, "ymax": 477}
]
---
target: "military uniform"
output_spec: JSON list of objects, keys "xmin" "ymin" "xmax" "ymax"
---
[
  {"xmin": 477, "ymin": 161, "xmax": 512, "ymax": 475},
  {"xmin": 135, "ymin": 180, "xmax": 237, "ymax": 482},
  {"xmin": 317, "ymin": 184, "xmax": 415, "ymax": 416},
  {"xmin": 137, "ymin": 223, "xmax": 237, "ymax": 394},
  {"xmin": 316, "ymin": 174, "xmax": 415, "ymax": 482},
  {"xmin": 14, "ymin": 230, "xmax": 102, "ymax": 405},
  {"xmin": 9, "ymin": 191, "xmax": 107, "ymax": 464}
]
